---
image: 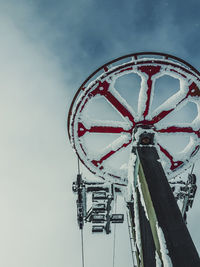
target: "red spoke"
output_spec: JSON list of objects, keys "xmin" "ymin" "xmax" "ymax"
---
[
  {"xmin": 150, "ymin": 82, "xmax": 200, "ymax": 124},
  {"xmin": 91, "ymin": 139, "xmax": 132, "ymax": 168},
  {"xmin": 89, "ymin": 80, "xmax": 135, "ymax": 124},
  {"xmin": 104, "ymin": 91, "xmax": 135, "ymax": 124},
  {"xmin": 138, "ymin": 65, "xmax": 161, "ymax": 118},
  {"xmin": 77, "ymin": 121, "xmax": 132, "ymax": 137},
  {"xmin": 158, "ymin": 143, "xmax": 184, "ymax": 171},
  {"xmin": 155, "ymin": 126, "xmax": 200, "ymax": 137},
  {"xmin": 150, "ymin": 109, "xmax": 175, "ymax": 124}
]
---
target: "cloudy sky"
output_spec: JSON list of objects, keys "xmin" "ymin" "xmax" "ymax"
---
[{"xmin": 0, "ymin": 0, "xmax": 200, "ymax": 266}]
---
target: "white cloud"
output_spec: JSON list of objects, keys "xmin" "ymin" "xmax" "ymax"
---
[{"xmin": 0, "ymin": 2, "xmax": 82, "ymax": 267}]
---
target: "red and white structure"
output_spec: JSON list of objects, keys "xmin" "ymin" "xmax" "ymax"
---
[
  {"xmin": 68, "ymin": 52, "xmax": 200, "ymax": 267},
  {"xmin": 68, "ymin": 52, "xmax": 200, "ymax": 183}
]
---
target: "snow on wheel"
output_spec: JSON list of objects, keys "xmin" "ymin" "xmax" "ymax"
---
[{"xmin": 68, "ymin": 52, "xmax": 200, "ymax": 185}]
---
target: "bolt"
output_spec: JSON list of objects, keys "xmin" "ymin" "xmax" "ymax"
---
[{"xmin": 141, "ymin": 137, "xmax": 151, "ymax": 145}]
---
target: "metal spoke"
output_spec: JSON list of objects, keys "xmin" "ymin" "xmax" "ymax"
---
[
  {"xmin": 155, "ymin": 125, "xmax": 200, "ymax": 137},
  {"xmin": 137, "ymin": 65, "xmax": 161, "ymax": 119},
  {"xmin": 109, "ymin": 85, "xmax": 137, "ymax": 118},
  {"xmin": 158, "ymin": 143, "xmax": 184, "ymax": 171},
  {"xmin": 104, "ymin": 90, "xmax": 135, "ymax": 124},
  {"xmin": 77, "ymin": 120, "xmax": 132, "ymax": 137},
  {"xmin": 89, "ymin": 80, "xmax": 135, "ymax": 124},
  {"xmin": 91, "ymin": 136, "xmax": 131, "ymax": 168},
  {"xmin": 150, "ymin": 82, "xmax": 200, "ymax": 124}
]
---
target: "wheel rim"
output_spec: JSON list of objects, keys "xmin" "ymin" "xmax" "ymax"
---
[{"xmin": 68, "ymin": 52, "xmax": 200, "ymax": 185}]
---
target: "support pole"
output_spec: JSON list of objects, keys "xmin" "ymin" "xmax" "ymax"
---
[
  {"xmin": 136, "ymin": 187, "xmax": 156, "ymax": 266},
  {"xmin": 136, "ymin": 145, "xmax": 200, "ymax": 266}
]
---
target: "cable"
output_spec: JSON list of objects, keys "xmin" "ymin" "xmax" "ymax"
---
[
  {"xmin": 81, "ymin": 229, "xmax": 85, "ymax": 267},
  {"xmin": 112, "ymin": 195, "xmax": 117, "ymax": 267},
  {"xmin": 112, "ymin": 224, "xmax": 116, "ymax": 267},
  {"xmin": 190, "ymin": 163, "xmax": 195, "ymax": 174},
  {"xmin": 126, "ymin": 211, "xmax": 136, "ymax": 267},
  {"xmin": 78, "ymin": 157, "xmax": 80, "ymax": 175}
]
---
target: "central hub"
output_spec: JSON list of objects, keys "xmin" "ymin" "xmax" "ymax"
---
[
  {"xmin": 133, "ymin": 124, "xmax": 155, "ymax": 146},
  {"xmin": 139, "ymin": 132, "xmax": 155, "ymax": 145}
]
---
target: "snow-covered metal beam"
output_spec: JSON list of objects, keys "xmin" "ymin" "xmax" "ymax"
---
[{"xmin": 136, "ymin": 145, "xmax": 200, "ymax": 266}]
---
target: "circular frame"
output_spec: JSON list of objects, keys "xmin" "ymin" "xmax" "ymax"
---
[{"xmin": 68, "ymin": 52, "xmax": 200, "ymax": 185}]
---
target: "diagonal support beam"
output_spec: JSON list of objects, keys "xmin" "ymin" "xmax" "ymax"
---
[{"xmin": 136, "ymin": 145, "xmax": 200, "ymax": 267}]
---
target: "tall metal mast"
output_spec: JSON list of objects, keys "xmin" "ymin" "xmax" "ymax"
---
[{"xmin": 127, "ymin": 130, "xmax": 200, "ymax": 266}]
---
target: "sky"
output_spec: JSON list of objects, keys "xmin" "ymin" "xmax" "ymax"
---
[{"xmin": 0, "ymin": 0, "xmax": 200, "ymax": 266}]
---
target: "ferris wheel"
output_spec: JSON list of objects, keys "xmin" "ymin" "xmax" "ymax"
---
[{"xmin": 68, "ymin": 52, "xmax": 200, "ymax": 267}]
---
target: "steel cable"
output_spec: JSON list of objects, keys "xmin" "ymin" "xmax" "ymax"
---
[
  {"xmin": 112, "ymin": 196, "xmax": 117, "ymax": 267},
  {"xmin": 126, "ymin": 211, "xmax": 137, "ymax": 267},
  {"xmin": 78, "ymin": 157, "xmax": 80, "ymax": 175},
  {"xmin": 81, "ymin": 229, "xmax": 85, "ymax": 267}
]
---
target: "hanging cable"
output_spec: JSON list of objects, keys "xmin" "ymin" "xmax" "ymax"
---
[
  {"xmin": 77, "ymin": 157, "xmax": 80, "ymax": 175},
  {"xmin": 126, "ymin": 211, "xmax": 136, "ymax": 267},
  {"xmin": 78, "ymin": 156, "xmax": 84, "ymax": 267},
  {"xmin": 112, "ymin": 195, "xmax": 117, "ymax": 267},
  {"xmin": 81, "ymin": 229, "xmax": 85, "ymax": 267},
  {"xmin": 190, "ymin": 163, "xmax": 195, "ymax": 174}
]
